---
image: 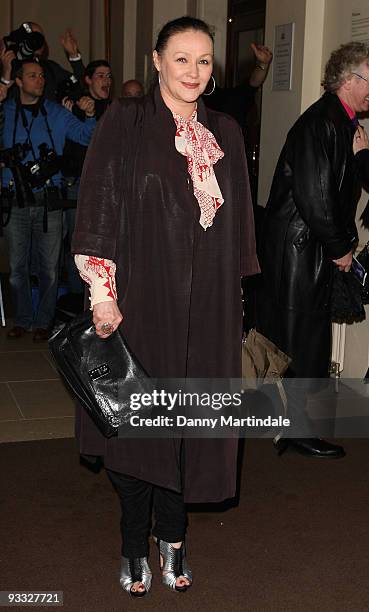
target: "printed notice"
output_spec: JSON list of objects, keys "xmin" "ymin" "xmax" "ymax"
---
[
  {"xmin": 352, "ymin": 1, "xmax": 369, "ymax": 44},
  {"xmin": 272, "ymin": 23, "xmax": 294, "ymax": 91}
]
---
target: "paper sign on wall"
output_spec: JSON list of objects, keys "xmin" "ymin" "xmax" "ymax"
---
[
  {"xmin": 352, "ymin": 1, "xmax": 369, "ymax": 44},
  {"xmin": 272, "ymin": 23, "xmax": 294, "ymax": 91}
]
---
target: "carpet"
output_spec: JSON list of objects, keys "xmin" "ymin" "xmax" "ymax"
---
[{"xmin": 1, "ymin": 438, "xmax": 368, "ymax": 612}]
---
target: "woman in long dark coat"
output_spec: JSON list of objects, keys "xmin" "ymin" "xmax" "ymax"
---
[{"xmin": 72, "ymin": 16, "xmax": 259, "ymax": 597}]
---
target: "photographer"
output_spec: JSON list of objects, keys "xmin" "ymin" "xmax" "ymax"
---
[
  {"xmin": 1, "ymin": 23, "xmax": 84, "ymax": 99},
  {"xmin": 62, "ymin": 60, "xmax": 112, "ymax": 121},
  {"xmin": 61, "ymin": 60, "xmax": 112, "ymax": 180},
  {"xmin": 60, "ymin": 60, "xmax": 112, "ymax": 296},
  {"xmin": 1, "ymin": 58, "xmax": 96, "ymax": 342}
]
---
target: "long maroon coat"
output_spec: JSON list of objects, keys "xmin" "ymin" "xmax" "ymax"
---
[{"xmin": 72, "ymin": 86, "xmax": 259, "ymax": 503}]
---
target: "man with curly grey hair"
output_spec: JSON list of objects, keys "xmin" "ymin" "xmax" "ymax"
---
[
  {"xmin": 256, "ymin": 41, "xmax": 369, "ymax": 458},
  {"xmin": 322, "ymin": 41, "xmax": 369, "ymax": 93}
]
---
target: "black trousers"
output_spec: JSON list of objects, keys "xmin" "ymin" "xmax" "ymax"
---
[{"xmin": 106, "ymin": 469, "xmax": 187, "ymax": 558}]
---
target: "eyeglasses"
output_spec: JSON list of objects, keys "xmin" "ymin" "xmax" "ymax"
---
[{"xmin": 352, "ymin": 72, "xmax": 369, "ymax": 84}]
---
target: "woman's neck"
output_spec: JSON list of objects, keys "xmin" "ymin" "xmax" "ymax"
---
[{"xmin": 159, "ymin": 86, "xmax": 196, "ymax": 119}]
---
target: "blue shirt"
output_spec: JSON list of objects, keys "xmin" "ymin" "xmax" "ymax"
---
[{"xmin": 1, "ymin": 98, "xmax": 96, "ymax": 191}]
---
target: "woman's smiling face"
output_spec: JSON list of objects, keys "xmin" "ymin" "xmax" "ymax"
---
[{"xmin": 153, "ymin": 29, "xmax": 213, "ymax": 112}]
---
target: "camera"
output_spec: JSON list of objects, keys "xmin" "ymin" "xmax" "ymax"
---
[
  {"xmin": 0, "ymin": 142, "xmax": 34, "ymax": 208},
  {"xmin": 3, "ymin": 23, "xmax": 45, "ymax": 60},
  {"xmin": 55, "ymin": 74, "xmax": 83, "ymax": 103},
  {"xmin": 0, "ymin": 142, "xmax": 60, "ymax": 209},
  {"xmin": 24, "ymin": 143, "xmax": 61, "ymax": 189},
  {"xmin": 0, "ymin": 142, "xmax": 30, "ymax": 167}
]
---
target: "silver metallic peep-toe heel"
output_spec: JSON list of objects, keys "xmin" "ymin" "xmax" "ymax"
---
[
  {"xmin": 119, "ymin": 556, "xmax": 152, "ymax": 597},
  {"xmin": 156, "ymin": 539, "xmax": 193, "ymax": 592}
]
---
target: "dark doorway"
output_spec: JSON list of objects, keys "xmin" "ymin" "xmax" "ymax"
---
[{"xmin": 226, "ymin": 0, "xmax": 266, "ymax": 205}]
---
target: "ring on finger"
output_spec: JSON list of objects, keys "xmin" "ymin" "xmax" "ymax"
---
[{"xmin": 101, "ymin": 322, "xmax": 114, "ymax": 334}]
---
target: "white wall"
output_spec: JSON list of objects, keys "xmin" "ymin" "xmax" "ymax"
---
[
  {"xmin": 258, "ymin": 0, "xmax": 307, "ymax": 207},
  {"xmin": 300, "ymin": 0, "xmax": 325, "ymax": 112},
  {"xmin": 343, "ymin": 307, "xmax": 369, "ymax": 377}
]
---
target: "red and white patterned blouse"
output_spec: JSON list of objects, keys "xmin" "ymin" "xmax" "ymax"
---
[
  {"xmin": 173, "ymin": 107, "xmax": 224, "ymax": 230},
  {"xmin": 74, "ymin": 254, "xmax": 117, "ymax": 308}
]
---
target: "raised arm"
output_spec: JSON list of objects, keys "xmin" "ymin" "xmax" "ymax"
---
[
  {"xmin": 60, "ymin": 28, "xmax": 85, "ymax": 79},
  {"xmin": 248, "ymin": 43, "xmax": 273, "ymax": 89}
]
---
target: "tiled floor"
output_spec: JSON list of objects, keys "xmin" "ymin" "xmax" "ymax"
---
[{"xmin": 0, "ymin": 319, "xmax": 75, "ymax": 442}]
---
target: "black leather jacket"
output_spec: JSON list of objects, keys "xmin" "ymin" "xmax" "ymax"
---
[
  {"xmin": 261, "ymin": 92, "xmax": 363, "ymax": 310},
  {"xmin": 256, "ymin": 92, "xmax": 366, "ymax": 377}
]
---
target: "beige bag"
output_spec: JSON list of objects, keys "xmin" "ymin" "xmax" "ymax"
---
[
  {"xmin": 242, "ymin": 329, "xmax": 292, "ymax": 442},
  {"xmin": 242, "ymin": 328, "xmax": 291, "ymax": 382}
]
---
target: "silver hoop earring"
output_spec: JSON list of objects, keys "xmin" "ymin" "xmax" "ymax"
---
[
  {"xmin": 158, "ymin": 72, "xmax": 161, "ymax": 85},
  {"xmin": 203, "ymin": 75, "xmax": 215, "ymax": 96}
]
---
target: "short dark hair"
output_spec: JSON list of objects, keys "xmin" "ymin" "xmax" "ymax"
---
[
  {"xmin": 13, "ymin": 57, "xmax": 40, "ymax": 80},
  {"xmin": 84, "ymin": 60, "xmax": 111, "ymax": 79},
  {"xmin": 154, "ymin": 16, "xmax": 213, "ymax": 55}
]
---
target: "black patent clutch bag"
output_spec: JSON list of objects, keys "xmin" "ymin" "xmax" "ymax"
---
[{"xmin": 48, "ymin": 310, "xmax": 152, "ymax": 437}]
